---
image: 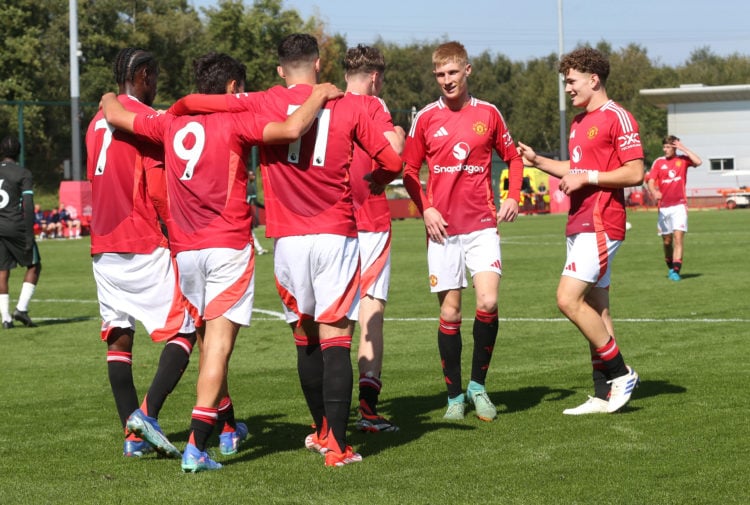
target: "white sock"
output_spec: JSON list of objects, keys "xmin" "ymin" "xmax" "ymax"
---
[
  {"xmin": 16, "ymin": 282, "xmax": 36, "ymax": 312},
  {"xmin": 0, "ymin": 294, "xmax": 10, "ymax": 322}
]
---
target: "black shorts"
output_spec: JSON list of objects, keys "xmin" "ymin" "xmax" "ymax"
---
[{"xmin": 0, "ymin": 234, "xmax": 40, "ymax": 270}]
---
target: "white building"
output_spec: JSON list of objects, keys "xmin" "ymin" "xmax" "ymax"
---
[{"xmin": 640, "ymin": 84, "xmax": 750, "ymax": 196}]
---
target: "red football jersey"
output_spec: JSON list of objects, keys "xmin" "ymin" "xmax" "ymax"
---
[
  {"xmin": 647, "ymin": 155, "xmax": 694, "ymax": 207},
  {"xmin": 402, "ymin": 96, "xmax": 523, "ymax": 235},
  {"xmin": 132, "ymin": 106, "xmax": 268, "ymax": 254},
  {"xmin": 85, "ymin": 94, "xmax": 167, "ymax": 255},
  {"xmin": 224, "ymin": 85, "xmax": 392, "ymax": 238},
  {"xmin": 566, "ymin": 100, "xmax": 644, "ymax": 240},
  {"xmin": 348, "ymin": 93, "xmax": 393, "ymax": 233}
]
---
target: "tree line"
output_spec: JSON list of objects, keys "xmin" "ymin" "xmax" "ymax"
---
[{"xmin": 2, "ymin": 0, "xmax": 749, "ymax": 190}]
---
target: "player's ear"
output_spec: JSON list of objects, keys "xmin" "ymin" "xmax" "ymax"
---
[
  {"xmin": 590, "ymin": 72, "xmax": 601, "ymax": 89},
  {"xmin": 138, "ymin": 66, "xmax": 150, "ymax": 85},
  {"xmin": 314, "ymin": 58, "xmax": 321, "ymax": 73},
  {"xmin": 277, "ymin": 65, "xmax": 285, "ymax": 79},
  {"xmin": 465, "ymin": 63, "xmax": 472, "ymax": 77}
]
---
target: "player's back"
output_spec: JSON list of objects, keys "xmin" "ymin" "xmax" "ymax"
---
[
  {"xmin": 134, "ymin": 109, "xmax": 266, "ymax": 254},
  {"xmin": 348, "ymin": 94, "xmax": 392, "ymax": 232},
  {"xmin": 0, "ymin": 159, "xmax": 30, "ymax": 233},
  {"xmin": 85, "ymin": 95, "xmax": 166, "ymax": 254},
  {"xmin": 258, "ymin": 85, "xmax": 391, "ymax": 238}
]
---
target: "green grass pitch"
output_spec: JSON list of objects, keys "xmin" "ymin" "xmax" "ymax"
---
[{"xmin": 1, "ymin": 208, "xmax": 748, "ymax": 504}]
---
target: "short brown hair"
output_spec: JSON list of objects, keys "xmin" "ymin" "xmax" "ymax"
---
[
  {"xmin": 344, "ymin": 45, "xmax": 385, "ymax": 77},
  {"xmin": 559, "ymin": 47, "xmax": 610, "ymax": 86},
  {"xmin": 663, "ymin": 135, "xmax": 679, "ymax": 144},
  {"xmin": 432, "ymin": 41, "xmax": 468, "ymax": 68}
]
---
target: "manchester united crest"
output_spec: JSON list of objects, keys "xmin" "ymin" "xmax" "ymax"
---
[
  {"xmin": 587, "ymin": 126, "xmax": 598, "ymax": 140},
  {"xmin": 473, "ymin": 121, "xmax": 488, "ymax": 135}
]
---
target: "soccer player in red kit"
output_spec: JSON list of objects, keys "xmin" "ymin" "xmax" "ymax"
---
[
  {"xmin": 343, "ymin": 44, "xmax": 405, "ymax": 433},
  {"xmin": 169, "ymin": 34, "xmax": 402, "ymax": 466},
  {"xmin": 518, "ymin": 47, "xmax": 642, "ymax": 415},
  {"xmin": 645, "ymin": 135, "xmax": 702, "ymax": 281},
  {"xmin": 86, "ymin": 48, "xmax": 196, "ymax": 459},
  {"xmin": 101, "ymin": 52, "xmax": 341, "ymax": 472},
  {"xmin": 402, "ymin": 41, "xmax": 523, "ymax": 422}
]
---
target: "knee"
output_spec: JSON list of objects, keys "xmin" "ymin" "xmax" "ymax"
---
[
  {"xmin": 556, "ymin": 290, "xmax": 579, "ymax": 318},
  {"xmin": 476, "ymin": 300, "xmax": 498, "ymax": 315},
  {"xmin": 107, "ymin": 328, "xmax": 134, "ymax": 352},
  {"xmin": 440, "ymin": 307, "xmax": 461, "ymax": 323}
]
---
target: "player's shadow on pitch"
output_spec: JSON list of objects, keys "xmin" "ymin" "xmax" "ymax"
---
[
  {"xmin": 351, "ymin": 385, "xmax": 573, "ymax": 458},
  {"xmin": 629, "ymin": 379, "xmax": 686, "ymax": 401},
  {"xmin": 29, "ymin": 316, "xmax": 94, "ymax": 327},
  {"xmin": 164, "ymin": 413, "xmax": 314, "ymax": 466},
  {"xmin": 676, "ymin": 273, "xmax": 701, "ymax": 280}
]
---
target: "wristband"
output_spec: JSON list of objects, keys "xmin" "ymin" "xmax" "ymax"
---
[{"xmin": 588, "ymin": 170, "xmax": 599, "ymax": 185}]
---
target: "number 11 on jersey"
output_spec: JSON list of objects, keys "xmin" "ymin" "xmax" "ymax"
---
[{"xmin": 285, "ymin": 105, "xmax": 330, "ymax": 167}]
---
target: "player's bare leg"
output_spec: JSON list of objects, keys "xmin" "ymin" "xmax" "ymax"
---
[
  {"xmin": 558, "ymin": 277, "xmax": 635, "ymax": 413},
  {"xmin": 182, "ymin": 316, "xmax": 238, "ymax": 472}
]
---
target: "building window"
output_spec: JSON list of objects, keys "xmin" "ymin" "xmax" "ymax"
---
[{"xmin": 709, "ymin": 158, "xmax": 734, "ymax": 171}]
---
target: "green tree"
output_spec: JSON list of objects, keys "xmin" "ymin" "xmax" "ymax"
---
[
  {"xmin": 379, "ymin": 41, "xmax": 437, "ymax": 128},
  {"xmin": 4, "ymin": 1, "xmax": 749, "ymax": 191},
  {"xmin": 0, "ymin": 1, "xmax": 65, "ymax": 188},
  {"xmin": 203, "ymin": 0, "xmax": 331, "ymax": 91},
  {"xmin": 507, "ymin": 54, "xmax": 561, "ymax": 155},
  {"xmin": 608, "ymin": 43, "xmax": 667, "ymax": 164}
]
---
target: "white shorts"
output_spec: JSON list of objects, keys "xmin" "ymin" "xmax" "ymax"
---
[
  {"xmin": 427, "ymin": 228, "xmax": 501, "ymax": 293},
  {"xmin": 657, "ymin": 204, "xmax": 688, "ymax": 235},
  {"xmin": 274, "ymin": 234, "xmax": 360, "ymax": 324},
  {"xmin": 176, "ymin": 244, "xmax": 255, "ymax": 326},
  {"xmin": 93, "ymin": 247, "xmax": 195, "ymax": 342},
  {"xmin": 358, "ymin": 230, "xmax": 391, "ymax": 301},
  {"xmin": 562, "ymin": 232, "xmax": 622, "ymax": 288}
]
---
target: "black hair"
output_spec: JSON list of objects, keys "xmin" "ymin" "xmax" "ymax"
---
[
  {"xmin": 277, "ymin": 33, "xmax": 319, "ymax": 68},
  {"xmin": 113, "ymin": 48, "xmax": 158, "ymax": 85},
  {"xmin": 0, "ymin": 135, "xmax": 21, "ymax": 160},
  {"xmin": 193, "ymin": 52, "xmax": 246, "ymax": 95}
]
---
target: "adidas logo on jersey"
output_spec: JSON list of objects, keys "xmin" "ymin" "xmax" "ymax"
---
[
  {"xmin": 433, "ymin": 127, "xmax": 448, "ymax": 137},
  {"xmin": 564, "ymin": 262, "xmax": 577, "ymax": 272},
  {"xmin": 490, "ymin": 260, "xmax": 502, "ymax": 270}
]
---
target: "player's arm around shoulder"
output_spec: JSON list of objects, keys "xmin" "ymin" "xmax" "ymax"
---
[
  {"xmin": 386, "ymin": 126, "xmax": 406, "ymax": 155},
  {"xmin": 100, "ymin": 93, "xmax": 137, "ymax": 133},
  {"xmin": 262, "ymin": 83, "xmax": 343, "ymax": 144}
]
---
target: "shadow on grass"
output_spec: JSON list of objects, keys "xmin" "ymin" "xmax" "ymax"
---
[
  {"xmin": 352, "ymin": 391, "xmax": 476, "ymax": 458},
  {"xmin": 156, "ymin": 381, "xmax": 685, "ymax": 465},
  {"xmin": 29, "ymin": 316, "xmax": 97, "ymax": 327},
  {"xmin": 496, "ymin": 385, "xmax": 574, "ymax": 413},
  {"xmin": 350, "ymin": 385, "xmax": 577, "ymax": 458},
  {"xmin": 630, "ymin": 379, "xmax": 686, "ymax": 401},
  {"xmin": 161, "ymin": 414, "xmax": 308, "ymax": 467},
  {"xmin": 676, "ymin": 273, "xmax": 701, "ymax": 280}
]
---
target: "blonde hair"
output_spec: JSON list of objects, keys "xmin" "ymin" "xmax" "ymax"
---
[{"xmin": 432, "ymin": 41, "xmax": 468, "ymax": 68}]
